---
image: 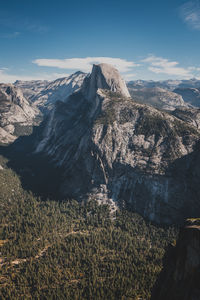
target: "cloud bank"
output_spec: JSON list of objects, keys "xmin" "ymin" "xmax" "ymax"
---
[
  {"xmin": 1, "ymin": 54, "xmax": 200, "ymax": 83},
  {"xmin": 33, "ymin": 57, "xmax": 139, "ymax": 73},
  {"xmin": 142, "ymin": 55, "xmax": 193, "ymax": 78}
]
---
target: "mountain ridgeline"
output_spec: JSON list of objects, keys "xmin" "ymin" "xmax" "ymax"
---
[
  {"xmin": 14, "ymin": 71, "xmax": 87, "ymax": 112},
  {"xmin": 35, "ymin": 63, "xmax": 200, "ymax": 224}
]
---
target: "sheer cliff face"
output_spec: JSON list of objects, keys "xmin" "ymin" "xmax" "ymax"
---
[
  {"xmin": 151, "ymin": 221, "xmax": 200, "ymax": 300},
  {"xmin": 15, "ymin": 72, "xmax": 87, "ymax": 112},
  {"xmin": 0, "ymin": 84, "xmax": 40, "ymax": 144},
  {"xmin": 83, "ymin": 64, "xmax": 130, "ymax": 101},
  {"xmin": 36, "ymin": 63, "xmax": 200, "ymax": 224}
]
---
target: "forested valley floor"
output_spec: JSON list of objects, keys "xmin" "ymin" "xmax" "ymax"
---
[{"xmin": 0, "ymin": 153, "xmax": 178, "ymax": 300}]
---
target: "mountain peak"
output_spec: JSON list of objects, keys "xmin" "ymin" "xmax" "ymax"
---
[{"xmin": 84, "ymin": 63, "xmax": 130, "ymax": 100}]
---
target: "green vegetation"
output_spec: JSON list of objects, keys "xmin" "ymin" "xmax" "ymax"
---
[
  {"xmin": 0, "ymin": 158, "xmax": 178, "ymax": 300},
  {"xmin": 173, "ymin": 118, "xmax": 198, "ymax": 136},
  {"xmin": 13, "ymin": 123, "xmax": 33, "ymax": 137},
  {"xmin": 135, "ymin": 113, "xmax": 167, "ymax": 138},
  {"xmin": 95, "ymin": 105, "xmax": 116, "ymax": 125},
  {"xmin": 13, "ymin": 115, "xmax": 43, "ymax": 137},
  {"xmin": 95, "ymin": 91, "xmax": 133, "ymax": 125}
]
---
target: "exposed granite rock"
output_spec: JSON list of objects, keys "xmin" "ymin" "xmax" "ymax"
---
[
  {"xmin": 83, "ymin": 63, "xmax": 130, "ymax": 101},
  {"xmin": 174, "ymin": 88, "xmax": 200, "ymax": 107},
  {"xmin": 35, "ymin": 64, "xmax": 200, "ymax": 224},
  {"xmin": 14, "ymin": 79, "xmax": 49, "ymax": 100},
  {"xmin": 127, "ymin": 87, "xmax": 186, "ymax": 111},
  {"xmin": 127, "ymin": 79, "xmax": 200, "ymax": 91},
  {"xmin": 15, "ymin": 72, "xmax": 87, "ymax": 112},
  {"xmin": 0, "ymin": 84, "xmax": 40, "ymax": 144},
  {"xmin": 151, "ymin": 220, "xmax": 200, "ymax": 300},
  {"xmin": 172, "ymin": 107, "xmax": 200, "ymax": 129}
]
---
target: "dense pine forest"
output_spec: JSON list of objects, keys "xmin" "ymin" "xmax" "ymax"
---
[{"xmin": 0, "ymin": 154, "xmax": 178, "ymax": 300}]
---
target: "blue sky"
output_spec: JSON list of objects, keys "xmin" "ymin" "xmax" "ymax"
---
[{"xmin": 1, "ymin": 0, "xmax": 200, "ymax": 82}]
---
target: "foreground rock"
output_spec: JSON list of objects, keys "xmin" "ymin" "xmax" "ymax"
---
[
  {"xmin": 151, "ymin": 219, "xmax": 200, "ymax": 300},
  {"xmin": 36, "ymin": 63, "xmax": 200, "ymax": 223}
]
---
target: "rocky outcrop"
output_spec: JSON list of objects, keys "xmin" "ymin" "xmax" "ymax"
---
[
  {"xmin": 15, "ymin": 72, "xmax": 87, "ymax": 112},
  {"xmin": 173, "ymin": 88, "xmax": 200, "ymax": 108},
  {"xmin": 151, "ymin": 219, "xmax": 200, "ymax": 300},
  {"xmin": 14, "ymin": 80, "xmax": 49, "ymax": 100},
  {"xmin": 0, "ymin": 84, "xmax": 40, "ymax": 144},
  {"xmin": 172, "ymin": 107, "xmax": 200, "ymax": 129},
  {"xmin": 127, "ymin": 87, "xmax": 186, "ymax": 111},
  {"xmin": 127, "ymin": 79, "xmax": 200, "ymax": 91},
  {"xmin": 83, "ymin": 64, "xmax": 130, "ymax": 100},
  {"xmin": 35, "ymin": 64, "xmax": 200, "ymax": 224}
]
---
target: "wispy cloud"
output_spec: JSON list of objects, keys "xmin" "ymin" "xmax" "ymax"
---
[
  {"xmin": 142, "ymin": 55, "xmax": 193, "ymax": 78},
  {"xmin": 33, "ymin": 57, "xmax": 139, "ymax": 73},
  {"xmin": 2, "ymin": 55, "xmax": 199, "ymax": 83},
  {"xmin": 0, "ymin": 69, "xmax": 69, "ymax": 83},
  {"xmin": 179, "ymin": 0, "xmax": 200, "ymax": 30}
]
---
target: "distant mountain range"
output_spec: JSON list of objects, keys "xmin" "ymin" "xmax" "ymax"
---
[
  {"xmin": 14, "ymin": 71, "xmax": 87, "ymax": 112},
  {"xmin": 14, "ymin": 76, "xmax": 200, "ymax": 112},
  {"xmin": 127, "ymin": 78, "xmax": 200, "ymax": 91}
]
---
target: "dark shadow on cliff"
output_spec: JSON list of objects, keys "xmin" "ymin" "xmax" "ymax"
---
[
  {"xmin": 165, "ymin": 140, "xmax": 200, "ymax": 219},
  {"xmin": 0, "ymin": 120, "xmax": 64, "ymax": 200},
  {"xmin": 151, "ymin": 224, "xmax": 200, "ymax": 300},
  {"xmin": 150, "ymin": 243, "xmax": 176, "ymax": 300}
]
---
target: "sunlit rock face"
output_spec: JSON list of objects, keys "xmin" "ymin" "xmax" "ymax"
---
[
  {"xmin": 36, "ymin": 63, "xmax": 200, "ymax": 224},
  {"xmin": 83, "ymin": 63, "xmax": 130, "ymax": 100}
]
